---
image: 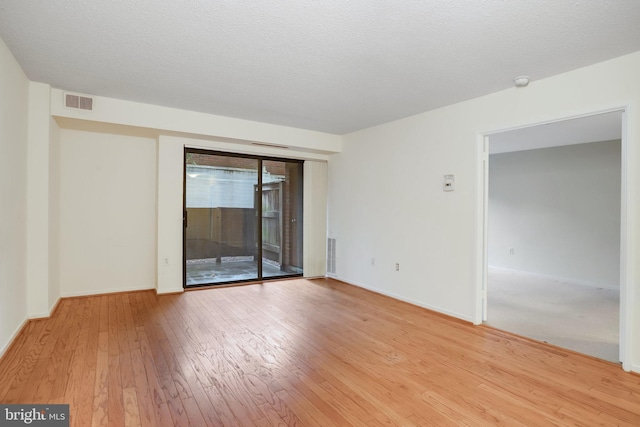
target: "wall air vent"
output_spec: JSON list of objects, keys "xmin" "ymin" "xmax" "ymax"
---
[
  {"xmin": 251, "ymin": 142, "xmax": 289, "ymax": 149},
  {"xmin": 64, "ymin": 93, "xmax": 94, "ymax": 111},
  {"xmin": 327, "ymin": 238, "xmax": 336, "ymax": 275}
]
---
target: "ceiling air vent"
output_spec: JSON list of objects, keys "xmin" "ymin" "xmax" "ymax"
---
[{"xmin": 64, "ymin": 93, "xmax": 94, "ymax": 111}]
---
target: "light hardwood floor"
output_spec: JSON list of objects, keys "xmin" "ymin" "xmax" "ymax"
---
[{"xmin": 1, "ymin": 278, "xmax": 639, "ymax": 426}]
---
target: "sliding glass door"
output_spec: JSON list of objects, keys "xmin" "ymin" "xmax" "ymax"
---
[
  {"xmin": 184, "ymin": 149, "xmax": 303, "ymax": 287},
  {"xmin": 261, "ymin": 160, "xmax": 304, "ymax": 278}
]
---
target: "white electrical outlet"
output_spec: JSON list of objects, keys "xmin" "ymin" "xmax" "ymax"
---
[
  {"xmin": 443, "ymin": 174, "xmax": 455, "ymax": 192},
  {"xmin": 395, "ymin": 263, "xmax": 400, "ymax": 271}
]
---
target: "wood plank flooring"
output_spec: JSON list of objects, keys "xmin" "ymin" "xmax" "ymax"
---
[{"xmin": 1, "ymin": 278, "xmax": 639, "ymax": 426}]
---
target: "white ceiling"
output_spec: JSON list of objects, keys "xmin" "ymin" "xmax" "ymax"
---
[
  {"xmin": 489, "ymin": 111, "xmax": 623, "ymax": 154},
  {"xmin": 1, "ymin": 1, "xmax": 639, "ymax": 135}
]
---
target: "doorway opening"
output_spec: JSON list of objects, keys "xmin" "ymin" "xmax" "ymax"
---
[
  {"xmin": 183, "ymin": 149, "xmax": 303, "ymax": 287},
  {"xmin": 478, "ymin": 110, "xmax": 627, "ymax": 365}
]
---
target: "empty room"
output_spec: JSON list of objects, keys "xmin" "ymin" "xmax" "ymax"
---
[{"xmin": 1, "ymin": 2, "xmax": 640, "ymax": 426}]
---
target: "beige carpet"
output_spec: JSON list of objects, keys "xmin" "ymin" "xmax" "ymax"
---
[{"xmin": 485, "ymin": 267, "xmax": 620, "ymax": 363}]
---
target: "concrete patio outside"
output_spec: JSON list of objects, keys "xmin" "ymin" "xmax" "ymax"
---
[{"xmin": 185, "ymin": 257, "xmax": 301, "ymax": 286}]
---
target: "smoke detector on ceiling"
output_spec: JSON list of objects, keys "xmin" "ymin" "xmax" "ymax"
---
[
  {"xmin": 514, "ymin": 76, "xmax": 530, "ymax": 87},
  {"xmin": 64, "ymin": 92, "xmax": 94, "ymax": 111}
]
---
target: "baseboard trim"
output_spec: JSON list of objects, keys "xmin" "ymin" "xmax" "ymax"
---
[
  {"xmin": 156, "ymin": 288, "xmax": 184, "ymax": 295},
  {"xmin": 0, "ymin": 318, "xmax": 29, "ymax": 362},
  {"xmin": 4, "ymin": 297, "xmax": 63, "ymax": 360},
  {"xmin": 49, "ymin": 297, "xmax": 62, "ymax": 316},
  {"xmin": 30, "ymin": 296, "xmax": 62, "ymax": 319},
  {"xmin": 488, "ymin": 266, "xmax": 619, "ymax": 290},
  {"xmin": 334, "ymin": 276, "xmax": 473, "ymax": 323},
  {"xmin": 631, "ymin": 363, "xmax": 640, "ymax": 374},
  {"xmin": 28, "ymin": 311, "xmax": 50, "ymax": 320},
  {"xmin": 62, "ymin": 284, "xmax": 154, "ymax": 298}
]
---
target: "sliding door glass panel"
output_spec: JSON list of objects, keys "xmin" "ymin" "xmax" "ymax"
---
[
  {"xmin": 261, "ymin": 160, "xmax": 303, "ymax": 278},
  {"xmin": 185, "ymin": 152, "xmax": 259, "ymax": 285}
]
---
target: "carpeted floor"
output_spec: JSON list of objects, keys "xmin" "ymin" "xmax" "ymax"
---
[{"xmin": 485, "ymin": 267, "xmax": 620, "ymax": 363}]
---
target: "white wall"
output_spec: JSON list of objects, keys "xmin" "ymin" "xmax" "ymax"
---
[
  {"xmin": 488, "ymin": 140, "xmax": 621, "ymax": 288},
  {"xmin": 303, "ymin": 160, "xmax": 328, "ymax": 278},
  {"xmin": 26, "ymin": 81, "xmax": 56, "ymax": 317},
  {"xmin": 328, "ymin": 109, "xmax": 480, "ymax": 321},
  {"xmin": 0, "ymin": 38, "xmax": 29, "ymax": 356},
  {"xmin": 59, "ymin": 129, "xmax": 158, "ymax": 296},
  {"xmin": 328, "ymin": 51, "xmax": 639, "ymax": 371},
  {"xmin": 156, "ymin": 136, "xmax": 184, "ymax": 294},
  {"xmin": 49, "ymin": 116, "xmax": 61, "ymax": 309}
]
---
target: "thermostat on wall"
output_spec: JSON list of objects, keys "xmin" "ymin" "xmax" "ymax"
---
[{"xmin": 443, "ymin": 174, "xmax": 455, "ymax": 192}]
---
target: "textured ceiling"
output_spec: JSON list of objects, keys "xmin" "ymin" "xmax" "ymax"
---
[{"xmin": 1, "ymin": 1, "xmax": 640, "ymax": 135}]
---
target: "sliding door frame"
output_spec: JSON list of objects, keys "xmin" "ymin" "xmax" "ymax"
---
[{"xmin": 182, "ymin": 147, "xmax": 303, "ymax": 288}]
